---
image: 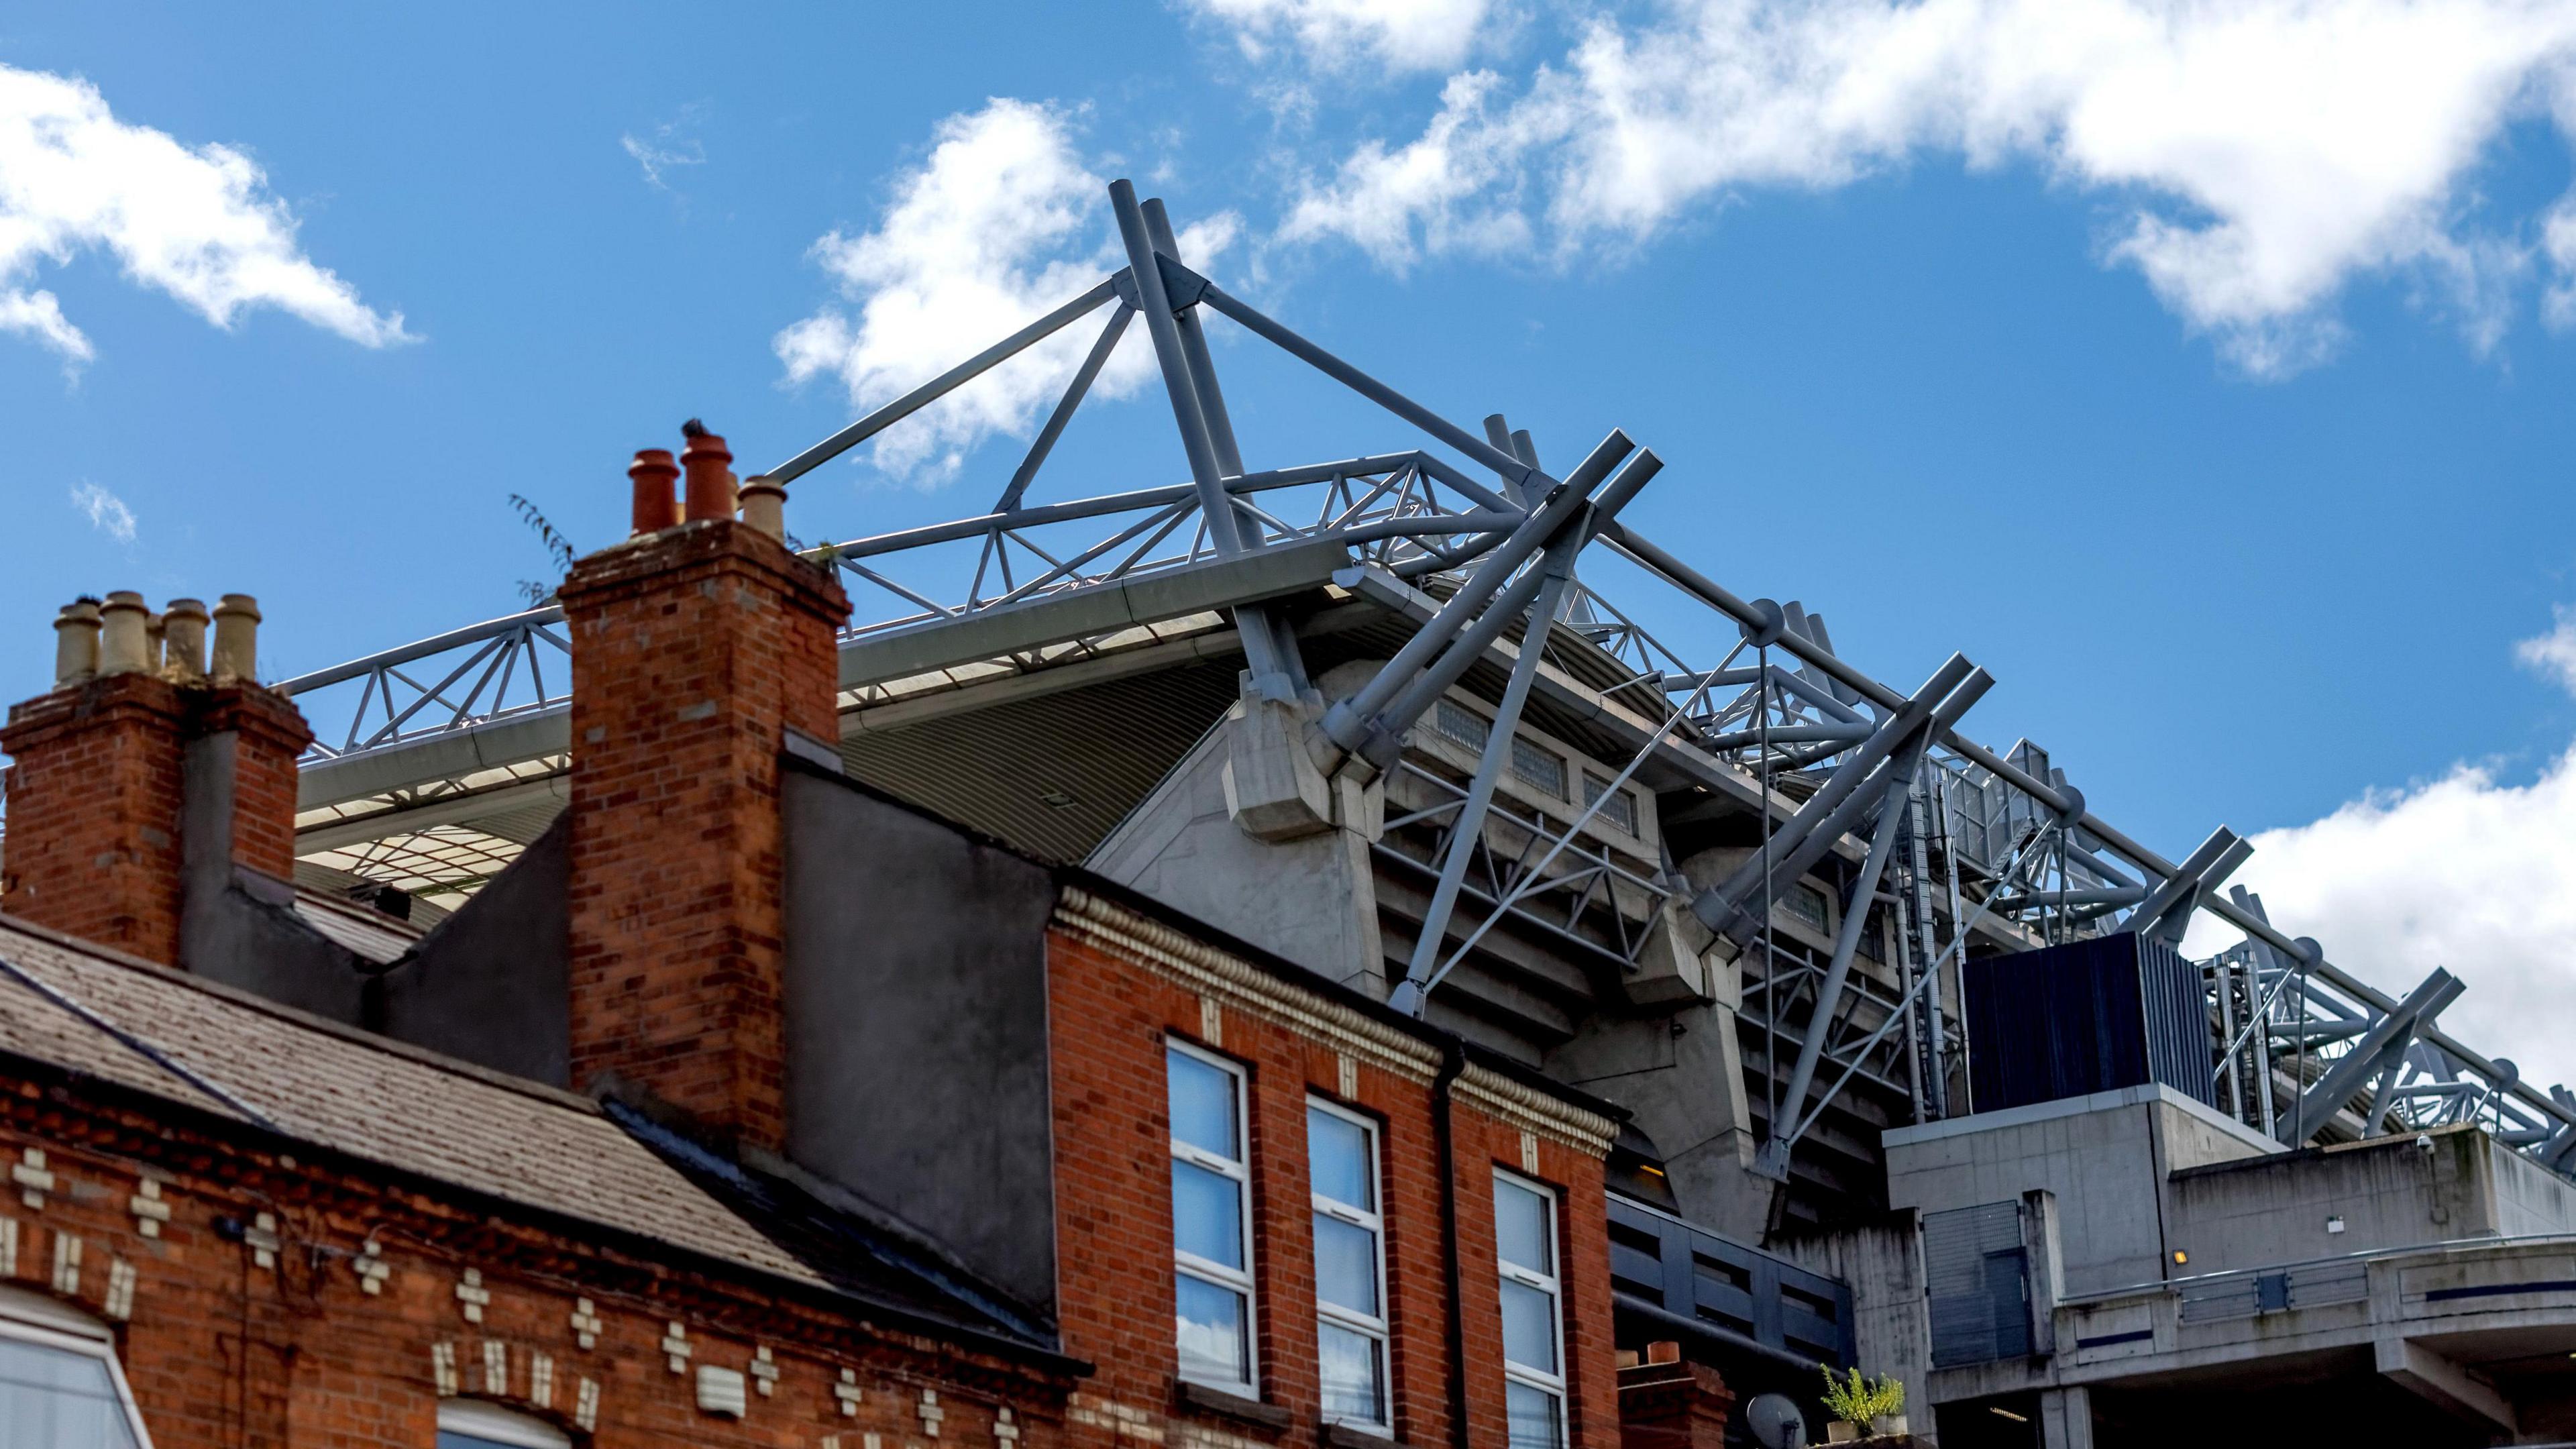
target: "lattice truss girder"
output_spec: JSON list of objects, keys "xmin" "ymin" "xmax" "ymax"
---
[{"xmin": 271, "ymin": 181, "xmax": 2575, "ymax": 1181}]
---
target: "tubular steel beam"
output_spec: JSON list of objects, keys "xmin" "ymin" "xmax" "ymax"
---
[
  {"xmin": 767, "ymin": 276, "xmax": 1120, "ymax": 484},
  {"xmin": 994, "ymin": 304, "xmax": 1134, "ymax": 513},
  {"xmin": 1323, "ymin": 431, "xmax": 1635, "ymax": 759},
  {"xmin": 2292, "ymin": 969, "xmax": 2464, "ymax": 1145},
  {"xmin": 1692, "ymin": 655, "xmax": 1981, "ymax": 942},
  {"xmin": 1755, "ymin": 740, "xmax": 1925, "ymax": 1181}
]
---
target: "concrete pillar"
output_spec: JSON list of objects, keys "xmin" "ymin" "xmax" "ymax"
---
[{"xmin": 2039, "ymin": 1386, "xmax": 2094, "ymax": 1449}]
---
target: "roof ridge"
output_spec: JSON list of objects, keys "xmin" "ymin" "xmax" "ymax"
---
[{"xmin": 0, "ymin": 913, "xmax": 600, "ymax": 1117}]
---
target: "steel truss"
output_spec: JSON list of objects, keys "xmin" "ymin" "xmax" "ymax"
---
[{"xmin": 275, "ymin": 182, "xmax": 2576, "ymax": 1184}]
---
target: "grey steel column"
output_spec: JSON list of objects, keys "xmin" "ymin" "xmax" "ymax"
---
[
  {"xmin": 1109, "ymin": 180, "xmax": 1291, "ymax": 694},
  {"xmin": 1140, "ymin": 196, "xmax": 1308, "ymax": 691}
]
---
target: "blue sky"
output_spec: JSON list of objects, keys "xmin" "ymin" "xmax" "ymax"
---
[{"xmin": 7, "ymin": 3, "xmax": 2576, "ymax": 1078}]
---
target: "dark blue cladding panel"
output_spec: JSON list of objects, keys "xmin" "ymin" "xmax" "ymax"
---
[{"xmin": 1964, "ymin": 933, "xmax": 2215, "ymax": 1114}]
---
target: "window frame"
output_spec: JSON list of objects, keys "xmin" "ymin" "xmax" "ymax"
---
[
  {"xmin": 0, "ymin": 1285, "xmax": 157, "ymax": 1449},
  {"xmin": 1306, "ymin": 1096, "xmax": 1392, "ymax": 1435},
  {"xmin": 1167, "ymin": 1038, "xmax": 1260, "ymax": 1398},
  {"xmin": 437, "ymin": 1399, "xmax": 572, "ymax": 1449},
  {"xmin": 1493, "ymin": 1171, "xmax": 1569, "ymax": 1449},
  {"xmin": 1580, "ymin": 769, "xmax": 1638, "ymax": 837},
  {"xmin": 1508, "ymin": 735, "xmax": 1568, "ymax": 799}
]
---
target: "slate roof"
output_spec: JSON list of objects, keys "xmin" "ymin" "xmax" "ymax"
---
[{"xmin": 0, "ymin": 914, "xmax": 1058, "ymax": 1358}]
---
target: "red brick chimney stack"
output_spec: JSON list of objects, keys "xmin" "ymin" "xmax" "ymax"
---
[
  {"xmin": 2, "ymin": 591, "xmax": 312, "ymax": 965},
  {"xmin": 559, "ymin": 424, "xmax": 846, "ymax": 1150},
  {"xmin": 195, "ymin": 595, "xmax": 317, "ymax": 885}
]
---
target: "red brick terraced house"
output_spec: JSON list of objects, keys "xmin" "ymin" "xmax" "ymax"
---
[{"xmin": 0, "ymin": 430, "xmax": 1680, "ymax": 1449}]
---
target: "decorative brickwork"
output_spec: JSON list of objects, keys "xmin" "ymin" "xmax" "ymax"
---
[
  {"xmin": 557, "ymin": 517, "xmax": 849, "ymax": 1151},
  {"xmin": 0, "ymin": 1057, "xmax": 1071, "ymax": 1449}
]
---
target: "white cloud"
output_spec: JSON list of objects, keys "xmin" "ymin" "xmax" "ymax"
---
[
  {"xmin": 1278, "ymin": 0, "xmax": 2576, "ymax": 374},
  {"xmin": 0, "ymin": 288, "xmax": 89, "ymax": 365},
  {"xmin": 621, "ymin": 106, "xmax": 707, "ymax": 191},
  {"xmin": 2544, "ymin": 193, "xmax": 2576, "ymax": 330},
  {"xmin": 0, "ymin": 64, "xmax": 410, "ymax": 364},
  {"xmin": 68, "ymin": 481, "xmax": 136, "ymax": 543},
  {"xmin": 2184, "ymin": 607, "xmax": 2576, "ymax": 1095},
  {"xmin": 1183, "ymin": 0, "xmax": 1497, "ymax": 72},
  {"xmin": 2517, "ymin": 604, "xmax": 2576, "ymax": 693},
  {"xmin": 775, "ymin": 99, "xmax": 1239, "ymax": 484}
]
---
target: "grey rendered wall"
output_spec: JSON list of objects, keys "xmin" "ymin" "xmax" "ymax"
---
[
  {"xmin": 2165, "ymin": 1126, "xmax": 2576, "ymax": 1271},
  {"xmin": 180, "ymin": 731, "xmax": 368, "ymax": 1022},
  {"xmin": 781, "ymin": 765, "xmax": 1062, "ymax": 1318},
  {"xmin": 1779, "ymin": 1212, "xmax": 1931, "ymax": 1415},
  {"xmin": 372, "ymin": 813, "xmax": 570, "ymax": 1085},
  {"xmin": 2493, "ymin": 1136, "xmax": 2576, "ymax": 1237},
  {"xmin": 1087, "ymin": 716, "xmax": 1386, "ymax": 995},
  {"xmin": 1884, "ymin": 1087, "xmax": 2274, "ymax": 1296},
  {"xmin": 1550, "ymin": 1008, "xmax": 1772, "ymax": 1244}
]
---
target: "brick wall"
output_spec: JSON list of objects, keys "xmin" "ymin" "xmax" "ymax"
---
[
  {"xmin": 557, "ymin": 519, "xmax": 849, "ymax": 1151},
  {"xmin": 1, "ymin": 675, "xmax": 192, "ymax": 963},
  {"xmin": 2, "ymin": 672, "xmax": 317, "ymax": 964},
  {"xmin": 0, "ymin": 1064, "xmax": 1074, "ymax": 1449},
  {"xmin": 1045, "ymin": 892, "xmax": 1621, "ymax": 1449}
]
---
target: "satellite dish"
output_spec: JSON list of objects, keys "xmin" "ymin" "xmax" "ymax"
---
[{"xmin": 1746, "ymin": 1392, "xmax": 1807, "ymax": 1449}]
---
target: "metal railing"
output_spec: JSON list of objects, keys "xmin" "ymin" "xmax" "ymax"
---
[{"xmin": 1606, "ymin": 1193, "xmax": 1856, "ymax": 1368}]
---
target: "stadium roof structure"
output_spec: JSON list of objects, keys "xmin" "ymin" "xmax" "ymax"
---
[{"xmin": 271, "ymin": 182, "xmax": 2576, "ymax": 1228}]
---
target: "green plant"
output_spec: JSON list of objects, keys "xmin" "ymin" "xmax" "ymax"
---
[
  {"xmin": 1817, "ymin": 1366, "xmax": 1904, "ymax": 1421},
  {"xmin": 508, "ymin": 492, "xmax": 579, "ymax": 605}
]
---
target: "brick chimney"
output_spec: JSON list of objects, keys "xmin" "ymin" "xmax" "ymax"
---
[
  {"xmin": 1617, "ymin": 1344, "xmax": 1736, "ymax": 1449},
  {"xmin": 557, "ymin": 423, "xmax": 847, "ymax": 1150},
  {"xmin": 2, "ymin": 592, "xmax": 313, "ymax": 966}
]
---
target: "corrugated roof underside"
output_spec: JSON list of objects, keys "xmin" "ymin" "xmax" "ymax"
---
[{"xmin": 839, "ymin": 662, "xmax": 1243, "ymax": 863}]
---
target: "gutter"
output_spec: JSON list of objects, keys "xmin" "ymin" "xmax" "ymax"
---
[{"xmin": 1434, "ymin": 1042, "xmax": 1472, "ymax": 1449}]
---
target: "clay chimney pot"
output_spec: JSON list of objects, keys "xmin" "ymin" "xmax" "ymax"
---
[
  {"xmin": 52, "ymin": 598, "xmax": 101, "ymax": 686},
  {"xmin": 680, "ymin": 427, "xmax": 735, "ymax": 523},
  {"xmin": 737, "ymin": 475, "xmax": 787, "ymax": 540},
  {"xmin": 162, "ymin": 598, "xmax": 209, "ymax": 684},
  {"xmin": 98, "ymin": 592, "xmax": 152, "ymax": 677},
  {"xmin": 210, "ymin": 594, "xmax": 261, "ymax": 682},
  {"xmin": 629, "ymin": 449, "xmax": 682, "ymax": 535}
]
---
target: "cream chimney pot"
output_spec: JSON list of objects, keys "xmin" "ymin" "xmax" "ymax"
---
[
  {"xmin": 98, "ymin": 592, "xmax": 152, "ymax": 676},
  {"xmin": 52, "ymin": 599, "xmax": 101, "ymax": 686},
  {"xmin": 162, "ymin": 598, "xmax": 209, "ymax": 684},
  {"xmin": 210, "ymin": 594, "xmax": 261, "ymax": 682},
  {"xmin": 738, "ymin": 476, "xmax": 787, "ymax": 540}
]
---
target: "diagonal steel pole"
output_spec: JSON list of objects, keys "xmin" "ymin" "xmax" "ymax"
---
[
  {"xmin": 1385, "ymin": 455, "xmax": 1660, "ymax": 1016},
  {"xmin": 2291, "ymin": 968, "xmax": 2463, "ymax": 1144},
  {"xmin": 767, "ymin": 276, "xmax": 1120, "ymax": 484},
  {"xmin": 1388, "ymin": 537, "xmax": 1582, "ymax": 1019},
  {"xmin": 1755, "ymin": 738, "xmax": 1926, "ymax": 1181},
  {"xmin": 1322, "ymin": 432, "xmax": 1635, "ymax": 763},
  {"xmin": 994, "ymin": 304, "xmax": 1134, "ymax": 513},
  {"xmin": 1693, "ymin": 657, "xmax": 1984, "ymax": 943}
]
